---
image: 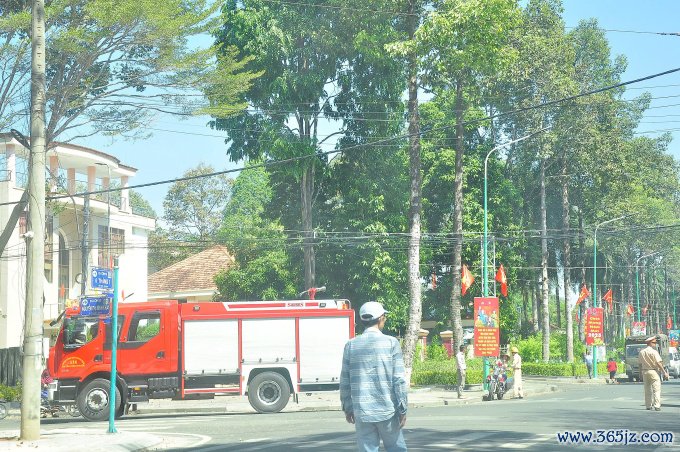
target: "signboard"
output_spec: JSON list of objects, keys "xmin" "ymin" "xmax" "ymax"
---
[
  {"xmin": 91, "ymin": 267, "xmax": 112, "ymax": 290},
  {"xmin": 473, "ymin": 297, "xmax": 500, "ymax": 357},
  {"xmin": 669, "ymin": 330, "xmax": 679, "ymax": 348},
  {"xmin": 79, "ymin": 295, "xmax": 111, "ymax": 316},
  {"xmin": 585, "ymin": 307, "xmax": 604, "ymax": 346},
  {"xmin": 632, "ymin": 321, "xmax": 647, "ymax": 336}
]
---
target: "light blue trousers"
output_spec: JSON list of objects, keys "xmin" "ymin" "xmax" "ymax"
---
[{"xmin": 355, "ymin": 415, "xmax": 407, "ymax": 452}]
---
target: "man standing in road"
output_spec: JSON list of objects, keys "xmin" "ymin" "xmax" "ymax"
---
[
  {"xmin": 456, "ymin": 345, "xmax": 467, "ymax": 399},
  {"xmin": 511, "ymin": 346, "xmax": 523, "ymax": 399},
  {"xmin": 639, "ymin": 336, "xmax": 669, "ymax": 411},
  {"xmin": 584, "ymin": 350, "xmax": 594, "ymax": 379},
  {"xmin": 340, "ymin": 301, "xmax": 408, "ymax": 452}
]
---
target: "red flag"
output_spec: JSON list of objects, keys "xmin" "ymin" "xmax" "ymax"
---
[
  {"xmin": 461, "ymin": 265, "xmax": 475, "ymax": 296},
  {"xmin": 495, "ymin": 264, "xmax": 508, "ymax": 297},
  {"xmin": 602, "ymin": 289, "xmax": 613, "ymax": 313},
  {"xmin": 308, "ymin": 287, "xmax": 317, "ymax": 300},
  {"xmin": 667, "ymin": 316, "xmax": 673, "ymax": 330},
  {"xmin": 431, "ymin": 273, "xmax": 437, "ymax": 289},
  {"xmin": 576, "ymin": 285, "xmax": 590, "ymax": 305},
  {"xmin": 642, "ymin": 305, "xmax": 649, "ymax": 316},
  {"xmin": 626, "ymin": 304, "xmax": 634, "ymax": 316}
]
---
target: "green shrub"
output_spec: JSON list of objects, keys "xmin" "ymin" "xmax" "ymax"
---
[
  {"xmin": 0, "ymin": 384, "xmax": 22, "ymax": 401},
  {"xmin": 426, "ymin": 344, "xmax": 450, "ymax": 361}
]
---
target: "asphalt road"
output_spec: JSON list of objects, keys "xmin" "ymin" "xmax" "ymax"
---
[{"xmin": 3, "ymin": 379, "xmax": 679, "ymax": 451}]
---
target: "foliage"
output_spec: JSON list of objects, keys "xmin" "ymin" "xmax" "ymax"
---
[
  {"xmin": 0, "ymin": 384, "xmax": 21, "ymax": 402},
  {"xmin": 513, "ymin": 332, "xmax": 585, "ymax": 362},
  {"xmin": 215, "ymin": 165, "xmax": 300, "ymax": 300},
  {"xmin": 0, "ymin": 0, "xmax": 258, "ymax": 142},
  {"xmin": 163, "ymin": 164, "xmax": 233, "ymax": 242},
  {"xmin": 129, "ymin": 190, "xmax": 156, "ymax": 219}
]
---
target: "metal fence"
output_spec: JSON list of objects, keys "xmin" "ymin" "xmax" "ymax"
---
[{"xmin": 0, "ymin": 347, "xmax": 22, "ymax": 386}]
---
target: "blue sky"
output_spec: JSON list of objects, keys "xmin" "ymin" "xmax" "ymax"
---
[{"xmin": 85, "ymin": 1, "xmax": 680, "ymax": 216}]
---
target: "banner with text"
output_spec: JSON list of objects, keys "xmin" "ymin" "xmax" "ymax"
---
[
  {"xmin": 474, "ymin": 297, "xmax": 500, "ymax": 357},
  {"xmin": 585, "ymin": 307, "xmax": 604, "ymax": 345},
  {"xmin": 632, "ymin": 321, "xmax": 647, "ymax": 336},
  {"xmin": 669, "ymin": 330, "xmax": 679, "ymax": 348}
]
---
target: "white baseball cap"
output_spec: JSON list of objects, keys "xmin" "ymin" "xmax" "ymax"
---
[{"xmin": 359, "ymin": 301, "xmax": 388, "ymax": 321}]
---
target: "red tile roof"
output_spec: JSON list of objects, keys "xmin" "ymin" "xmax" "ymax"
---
[{"xmin": 147, "ymin": 245, "xmax": 235, "ymax": 294}]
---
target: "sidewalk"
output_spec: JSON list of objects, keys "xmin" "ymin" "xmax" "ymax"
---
[{"xmin": 0, "ymin": 375, "xmax": 606, "ymax": 451}]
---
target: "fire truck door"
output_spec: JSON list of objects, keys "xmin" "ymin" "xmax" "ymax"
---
[{"xmin": 117, "ymin": 309, "xmax": 173, "ymax": 375}]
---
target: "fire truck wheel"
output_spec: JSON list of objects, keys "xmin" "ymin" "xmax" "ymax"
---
[
  {"xmin": 77, "ymin": 379, "xmax": 121, "ymax": 422},
  {"xmin": 247, "ymin": 372, "xmax": 290, "ymax": 413}
]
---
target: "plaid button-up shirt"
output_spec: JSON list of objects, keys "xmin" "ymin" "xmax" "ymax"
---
[{"xmin": 340, "ymin": 327, "xmax": 408, "ymax": 423}]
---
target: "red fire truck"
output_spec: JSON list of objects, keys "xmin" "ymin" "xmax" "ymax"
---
[{"xmin": 47, "ymin": 299, "xmax": 354, "ymax": 421}]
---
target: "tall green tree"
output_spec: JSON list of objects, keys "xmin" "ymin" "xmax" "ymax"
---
[
  {"xmin": 216, "ymin": 164, "xmax": 299, "ymax": 300},
  {"xmin": 213, "ymin": 0, "xmax": 351, "ymax": 291},
  {"xmin": 416, "ymin": 0, "xmax": 520, "ymax": 349},
  {"xmin": 163, "ymin": 163, "xmax": 233, "ymax": 242}
]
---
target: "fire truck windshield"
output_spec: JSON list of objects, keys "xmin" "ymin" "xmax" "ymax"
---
[{"xmin": 63, "ymin": 316, "xmax": 100, "ymax": 349}]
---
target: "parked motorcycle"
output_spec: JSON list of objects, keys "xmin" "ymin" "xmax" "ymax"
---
[
  {"xmin": 0, "ymin": 399, "xmax": 8, "ymax": 420},
  {"xmin": 41, "ymin": 397, "xmax": 66, "ymax": 418},
  {"xmin": 486, "ymin": 360, "xmax": 507, "ymax": 401}
]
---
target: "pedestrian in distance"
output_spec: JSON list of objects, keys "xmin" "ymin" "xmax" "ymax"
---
[
  {"xmin": 511, "ymin": 346, "xmax": 523, "ymax": 399},
  {"xmin": 456, "ymin": 345, "xmax": 467, "ymax": 399},
  {"xmin": 340, "ymin": 301, "xmax": 408, "ymax": 452},
  {"xmin": 584, "ymin": 350, "xmax": 593, "ymax": 379},
  {"xmin": 606, "ymin": 357, "xmax": 619, "ymax": 384},
  {"xmin": 638, "ymin": 335, "xmax": 669, "ymax": 411}
]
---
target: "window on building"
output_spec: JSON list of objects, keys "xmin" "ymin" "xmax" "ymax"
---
[{"xmin": 98, "ymin": 225, "xmax": 125, "ymax": 267}]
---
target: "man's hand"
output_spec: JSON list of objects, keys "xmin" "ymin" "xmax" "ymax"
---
[
  {"xmin": 399, "ymin": 414, "xmax": 407, "ymax": 429},
  {"xmin": 345, "ymin": 412, "xmax": 355, "ymax": 424}
]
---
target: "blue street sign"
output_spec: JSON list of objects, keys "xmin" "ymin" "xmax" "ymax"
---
[
  {"xmin": 80, "ymin": 295, "xmax": 112, "ymax": 316},
  {"xmin": 91, "ymin": 267, "xmax": 113, "ymax": 290}
]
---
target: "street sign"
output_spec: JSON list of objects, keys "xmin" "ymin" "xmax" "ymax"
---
[
  {"xmin": 91, "ymin": 267, "xmax": 112, "ymax": 290},
  {"xmin": 79, "ymin": 295, "xmax": 111, "ymax": 316}
]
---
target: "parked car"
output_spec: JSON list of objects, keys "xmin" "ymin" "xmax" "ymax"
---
[{"xmin": 669, "ymin": 350, "xmax": 680, "ymax": 379}]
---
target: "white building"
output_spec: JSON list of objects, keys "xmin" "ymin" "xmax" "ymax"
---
[{"xmin": 0, "ymin": 133, "xmax": 155, "ymax": 349}]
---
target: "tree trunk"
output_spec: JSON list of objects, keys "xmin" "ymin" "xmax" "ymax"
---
[
  {"xmin": 402, "ymin": 8, "xmax": 422, "ymax": 383},
  {"xmin": 578, "ymin": 209, "xmax": 586, "ymax": 342},
  {"xmin": 532, "ymin": 284, "xmax": 539, "ymax": 333},
  {"xmin": 301, "ymin": 164, "xmax": 315, "ymax": 290},
  {"xmin": 540, "ymin": 158, "xmax": 550, "ymax": 361},
  {"xmin": 555, "ymin": 282, "xmax": 561, "ymax": 329},
  {"xmin": 560, "ymin": 161, "xmax": 574, "ymax": 363},
  {"xmin": 450, "ymin": 79, "xmax": 465, "ymax": 349}
]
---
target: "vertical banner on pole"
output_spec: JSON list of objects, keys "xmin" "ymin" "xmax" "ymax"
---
[
  {"xmin": 632, "ymin": 321, "xmax": 647, "ymax": 336},
  {"xmin": 669, "ymin": 330, "xmax": 679, "ymax": 348},
  {"xmin": 585, "ymin": 307, "xmax": 604, "ymax": 346},
  {"xmin": 474, "ymin": 297, "xmax": 500, "ymax": 357}
]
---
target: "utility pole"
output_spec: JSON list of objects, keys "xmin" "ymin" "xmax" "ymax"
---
[{"xmin": 21, "ymin": 0, "xmax": 46, "ymax": 440}]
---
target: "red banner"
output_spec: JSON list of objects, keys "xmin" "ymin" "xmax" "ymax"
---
[
  {"xmin": 474, "ymin": 297, "xmax": 500, "ymax": 357},
  {"xmin": 585, "ymin": 307, "xmax": 604, "ymax": 346}
]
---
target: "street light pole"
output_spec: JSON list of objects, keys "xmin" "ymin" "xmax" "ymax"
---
[
  {"xmin": 483, "ymin": 128, "xmax": 550, "ymax": 295},
  {"xmin": 591, "ymin": 215, "xmax": 626, "ymax": 379},
  {"xmin": 483, "ymin": 127, "xmax": 549, "ymax": 386}
]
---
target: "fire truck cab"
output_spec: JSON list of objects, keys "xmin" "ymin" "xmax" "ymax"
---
[{"xmin": 47, "ymin": 299, "xmax": 354, "ymax": 421}]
